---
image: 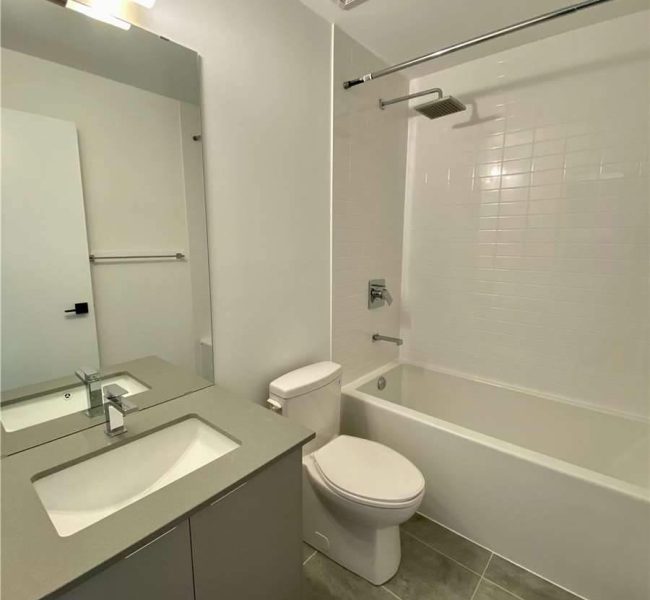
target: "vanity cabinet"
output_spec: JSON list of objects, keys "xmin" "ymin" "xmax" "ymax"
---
[
  {"xmin": 57, "ymin": 521, "xmax": 194, "ymax": 600},
  {"xmin": 55, "ymin": 450, "xmax": 303, "ymax": 600},
  {"xmin": 190, "ymin": 450, "xmax": 303, "ymax": 600}
]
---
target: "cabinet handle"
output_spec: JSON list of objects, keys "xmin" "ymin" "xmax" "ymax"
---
[
  {"xmin": 210, "ymin": 482, "xmax": 247, "ymax": 507},
  {"xmin": 125, "ymin": 527, "xmax": 176, "ymax": 560}
]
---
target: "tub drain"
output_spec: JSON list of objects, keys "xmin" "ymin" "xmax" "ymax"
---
[{"xmin": 377, "ymin": 376, "xmax": 386, "ymax": 391}]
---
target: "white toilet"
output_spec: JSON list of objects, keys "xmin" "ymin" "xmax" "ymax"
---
[{"xmin": 268, "ymin": 361, "xmax": 424, "ymax": 585}]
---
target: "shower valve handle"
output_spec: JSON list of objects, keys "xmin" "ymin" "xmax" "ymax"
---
[
  {"xmin": 380, "ymin": 287, "xmax": 393, "ymax": 305},
  {"xmin": 369, "ymin": 280, "xmax": 393, "ymax": 308}
]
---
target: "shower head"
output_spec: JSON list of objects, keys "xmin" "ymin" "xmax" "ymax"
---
[
  {"xmin": 378, "ymin": 87, "xmax": 466, "ymax": 120},
  {"xmin": 415, "ymin": 95, "xmax": 467, "ymax": 119}
]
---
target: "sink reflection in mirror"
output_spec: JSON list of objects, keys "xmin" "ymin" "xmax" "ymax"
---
[
  {"xmin": 33, "ymin": 418, "xmax": 240, "ymax": 537},
  {"xmin": 0, "ymin": 376, "xmax": 149, "ymax": 433}
]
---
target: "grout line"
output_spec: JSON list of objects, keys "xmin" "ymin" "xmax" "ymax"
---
[
  {"xmin": 402, "ymin": 530, "xmax": 485, "ymax": 577},
  {"xmin": 382, "ymin": 585, "xmax": 404, "ymax": 600},
  {"xmin": 302, "ymin": 549, "xmax": 318, "ymax": 566},
  {"xmin": 410, "ymin": 515, "xmax": 585, "ymax": 600},
  {"xmin": 486, "ymin": 550, "xmax": 587, "ymax": 600},
  {"xmin": 480, "ymin": 577, "xmax": 528, "ymax": 600},
  {"xmin": 469, "ymin": 553, "xmax": 493, "ymax": 600},
  {"xmin": 414, "ymin": 512, "xmax": 493, "ymax": 556}
]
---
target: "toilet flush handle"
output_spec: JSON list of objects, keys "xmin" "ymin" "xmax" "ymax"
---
[{"xmin": 267, "ymin": 398, "xmax": 283, "ymax": 415}]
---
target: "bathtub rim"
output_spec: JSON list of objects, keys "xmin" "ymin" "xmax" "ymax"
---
[{"xmin": 342, "ymin": 361, "xmax": 650, "ymax": 504}]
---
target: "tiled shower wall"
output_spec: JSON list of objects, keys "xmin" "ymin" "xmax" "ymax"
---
[
  {"xmin": 332, "ymin": 29, "xmax": 409, "ymax": 384},
  {"xmin": 401, "ymin": 12, "xmax": 649, "ymax": 418}
]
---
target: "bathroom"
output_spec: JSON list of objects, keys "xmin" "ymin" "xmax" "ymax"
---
[{"xmin": 1, "ymin": 0, "xmax": 648, "ymax": 599}]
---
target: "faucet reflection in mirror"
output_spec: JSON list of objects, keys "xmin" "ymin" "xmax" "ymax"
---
[{"xmin": 75, "ymin": 367, "xmax": 103, "ymax": 415}]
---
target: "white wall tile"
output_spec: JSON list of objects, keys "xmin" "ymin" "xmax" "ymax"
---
[{"xmin": 402, "ymin": 12, "xmax": 650, "ymax": 418}]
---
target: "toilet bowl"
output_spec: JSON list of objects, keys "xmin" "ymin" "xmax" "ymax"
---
[
  {"xmin": 268, "ymin": 362, "xmax": 425, "ymax": 585},
  {"xmin": 303, "ymin": 435, "xmax": 424, "ymax": 584}
]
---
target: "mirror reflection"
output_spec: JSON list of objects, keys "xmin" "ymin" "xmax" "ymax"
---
[{"xmin": 1, "ymin": 0, "xmax": 212, "ymax": 434}]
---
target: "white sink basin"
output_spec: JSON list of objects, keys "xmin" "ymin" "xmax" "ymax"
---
[
  {"xmin": 0, "ymin": 375, "xmax": 149, "ymax": 432},
  {"xmin": 34, "ymin": 418, "xmax": 239, "ymax": 537}
]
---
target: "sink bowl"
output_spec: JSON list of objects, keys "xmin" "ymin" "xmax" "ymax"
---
[
  {"xmin": 33, "ymin": 418, "xmax": 240, "ymax": 537},
  {"xmin": 1, "ymin": 375, "xmax": 149, "ymax": 432}
]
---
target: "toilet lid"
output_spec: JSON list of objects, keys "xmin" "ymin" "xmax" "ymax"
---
[{"xmin": 313, "ymin": 435, "xmax": 424, "ymax": 506}]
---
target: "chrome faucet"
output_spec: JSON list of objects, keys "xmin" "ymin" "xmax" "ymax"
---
[
  {"xmin": 368, "ymin": 279, "xmax": 394, "ymax": 309},
  {"xmin": 75, "ymin": 367, "xmax": 103, "ymax": 416},
  {"xmin": 103, "ymin": 384, "xmax": 138, "ymax": 437},
  {"xmin": 372, "ymin": 333, "xmax": 403, "ymax": 346}
]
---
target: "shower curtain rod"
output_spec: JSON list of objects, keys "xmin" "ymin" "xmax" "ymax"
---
[{"xmin": 343, "ymin": 0, "xmax": 616, "ymax": 89}]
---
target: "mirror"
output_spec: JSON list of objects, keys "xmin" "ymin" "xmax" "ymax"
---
[{"xmin": 1, "ymin": 0, "xmax": 213, "ymax": 439}]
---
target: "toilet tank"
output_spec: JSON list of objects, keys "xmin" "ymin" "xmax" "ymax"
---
[{"xmin": 269, "ymin": 362, "xmax": 342, "ymax": 454}]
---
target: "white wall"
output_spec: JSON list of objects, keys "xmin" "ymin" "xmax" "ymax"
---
[
  {"xmin": 133, "ymin": 0, "xmax": 332, "ymax": 403},
  {"xmin": 332, "ymin": 29, "xmax": 409, "ymax": 384},
  {"xmin": 2, "ymin": 48, "xmax": 201, "ymax": 373},
  {"xmin": 401, "ymin": 12, "xmax": 650, "ymax": 418}
]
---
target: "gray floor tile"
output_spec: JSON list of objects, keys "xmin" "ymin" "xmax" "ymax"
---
[
  {"xmin": 485, "ymin": 556, "xmax": 581, "ymax": 600},
  {"xmin": 473, "ymin": 580, "xmax": 520, "ymax": 600},
  {"xmin": 303, "ymin": 543, "xmax": 317, "ymax": 563},
  {"xmin": 303, "ymin": 552, "xmax": 396, "ymax": 600},
  {"xmin": 403, "ymin": 514, "xmax": 491, "ymax": 573},
  {"xmin": 385, "ymin": 533, "xmax": 479, "ymax": 600}
]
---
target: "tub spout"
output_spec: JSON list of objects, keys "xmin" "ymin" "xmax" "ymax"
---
[{"xmin": 372, "ymin": 333, "xmax": 403, "ymax": 346}]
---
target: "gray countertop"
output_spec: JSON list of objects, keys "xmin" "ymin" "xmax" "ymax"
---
[
  {"xmin": 1, "ymin": 356, "xmax": 213, "ymax": 456},
  {"xmin": 1, "ymin": 386, "xmax": 314, "ymax": 600}
]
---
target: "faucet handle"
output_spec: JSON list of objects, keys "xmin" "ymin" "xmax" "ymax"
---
[
  {"xmin": 103, "ymin": 384, "xmax": 128, "ymax": 400},
  {"xmin": 382, "ymin": 287, "xmax": 393, "ymax": 306},
  {"xmin": 76, "ymin": 367, "xmax": 100, "ymax": 382}
]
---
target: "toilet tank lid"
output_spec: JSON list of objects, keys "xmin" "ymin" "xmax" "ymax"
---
[{"xmin": 270, "ymin": 362, "xmax": 342, "ymax": 399}]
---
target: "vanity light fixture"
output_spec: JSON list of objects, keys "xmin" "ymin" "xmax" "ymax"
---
[{"xmin": 65, "ymin": 0, "xmax": 131, "ymax": 30}]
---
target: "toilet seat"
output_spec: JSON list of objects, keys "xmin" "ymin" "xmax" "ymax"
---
[{"xmin": 312, "ymin": 435, "xmax": 425, "ymax": 509}]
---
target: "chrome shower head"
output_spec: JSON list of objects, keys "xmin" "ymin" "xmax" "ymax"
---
[
  {"xmin": 415, "ymin": 95, "xmax": 467, "ymax": 119},
  {"xmin": 379, "ymin": 87, "xmax": 466, "ymax": 120}
]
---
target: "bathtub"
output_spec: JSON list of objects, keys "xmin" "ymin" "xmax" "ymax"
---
[{"xmin": 342, "ymin": 362, "xmax": 650, "ymax": 600}]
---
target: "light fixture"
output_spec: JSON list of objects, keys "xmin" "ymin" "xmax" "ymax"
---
[
  {"xmin": 65, "ymin": 0, "xmax": 131, "ymax": 30},
  {"xmin": 130, "ymin": 0, "xmax": 156, "ymax": 6}
]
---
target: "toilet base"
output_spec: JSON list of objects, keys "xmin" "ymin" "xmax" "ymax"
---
[{"xmin": 302, "ymin": 467, "xmax": 401, "ymax": 585}]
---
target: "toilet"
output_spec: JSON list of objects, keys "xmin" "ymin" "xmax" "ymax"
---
[{"xmin": 268, "ymin": 361, "xmax": 424, "ymax": 585}]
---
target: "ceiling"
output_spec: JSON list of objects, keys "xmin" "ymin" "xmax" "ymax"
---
[{"xmin": 300, "ymin": 0, "xmax": 649, "ymax": 77}]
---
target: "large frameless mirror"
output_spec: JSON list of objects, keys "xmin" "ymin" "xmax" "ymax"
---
[{"xmin": 1, "ymin": 0, "xmax": 213, "ymax": 445}]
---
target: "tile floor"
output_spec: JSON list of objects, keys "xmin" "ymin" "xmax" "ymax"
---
[{"xmin": 303, "ymin": 514, "xmax": 582, "ymax": 600}]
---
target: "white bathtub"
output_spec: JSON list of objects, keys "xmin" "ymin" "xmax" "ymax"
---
[{"xmin": 342, "ymin": 362, "xmax": 650, "ymax": 600}]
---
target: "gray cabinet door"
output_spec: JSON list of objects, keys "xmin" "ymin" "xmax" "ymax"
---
[
  {"xmin": 191, "ymin": 449, "xmax": 303, "ymax": 600},
  {"xmin": 56, "ymin": 521, "xmax": 194, "ymax": 600}
]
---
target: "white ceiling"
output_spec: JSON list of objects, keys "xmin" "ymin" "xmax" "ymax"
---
[{"xmin": 300, "ymin": 0, "xmax": 649, "ymax": 77}]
